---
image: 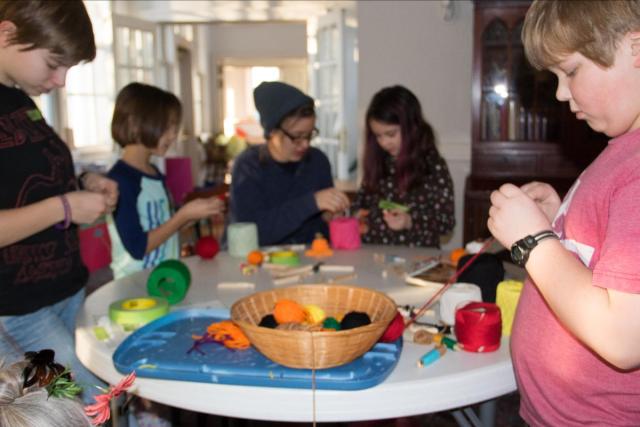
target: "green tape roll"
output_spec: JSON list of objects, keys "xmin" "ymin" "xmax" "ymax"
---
[
  {"xmin": 147, "ymin": 259, "xmax": 191, "ymax": 305},
  {"xmin": 109, "ymin": 297, "xmax": 169, "ymax": 331},
  {"xmin": 269, "ymin": 250, "xmax": 300, "ymax": 266}
]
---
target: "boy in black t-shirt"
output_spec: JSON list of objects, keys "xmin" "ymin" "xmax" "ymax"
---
[{"xmin": 0, "ymin": 0, "xmax": 117, "ymax": 403}]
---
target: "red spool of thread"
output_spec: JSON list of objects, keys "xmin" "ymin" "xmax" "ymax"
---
[
  {"xmin": 454, "ymin": 302, "xmax": 502, "ymax": 353},
  {"xmin": 379, "ymin": 311, "xmax": 404, "ymax": 343},
  {"xmin": 195, "ymin": 236, "xmax": 220, "ymax": 259}
]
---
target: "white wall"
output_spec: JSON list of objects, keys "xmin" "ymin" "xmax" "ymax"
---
[
  {"xmin": 205, "ymin": 22, "xmax": 308, "ymax": 133},
  {"xmin": 357, "ymin": 0, "xmax": 474, "ymax": 250}
]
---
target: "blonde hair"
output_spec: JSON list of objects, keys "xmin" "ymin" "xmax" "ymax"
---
[
  {"xmin": 0, "ymin": 361, "xmax": 91, "ymax": 427},
  {"xmin": 522, "ymin": 0, "xmax": 640, "ymax": 69}
]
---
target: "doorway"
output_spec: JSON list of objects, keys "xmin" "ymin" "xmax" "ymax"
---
[{"xmin": 219, "ymin": 58, "xmax": 308, "ymax": 143}]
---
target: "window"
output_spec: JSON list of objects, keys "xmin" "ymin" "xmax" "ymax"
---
[
  {"xmin": 220, "ymin": 60, "xmax": 307, "ymax": 143},
  {"xmin": 64, "ymin": 0, "xmax": 115, "ymax": 151},
  {"xmin": 223, "ymin": 65, "xmax": 280, "ymax": 139},
  {"xmin": 114, "ymin": 25, "xmax": 155, "ymax": 89}
]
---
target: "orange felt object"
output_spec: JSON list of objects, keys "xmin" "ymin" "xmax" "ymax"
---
[
  {"xmin": 206, "ymin": 320, "xmax": 250, "ymax": 350},
  {"xmin": 247, "ymin": 250, "xmax": 264, "ymax": 265},
  {"xmin": 450, "ymin": 247, "xmax": 467, "ymax": 265},
  {"xmin": 305, "ymin": 234, "xmax": 333, "ymax": 257},
  {"xmin": 273, "ymin": 299, "xmax": 306, "ymax": 324}
]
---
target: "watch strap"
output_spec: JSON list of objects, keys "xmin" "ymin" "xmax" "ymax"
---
[
  {"xmin": 511, "ymin": 230, "xmax": 558, "ymax": 266},
  {"xmin": 531, "ymin": 230, "xmax": 557, "ymax": 244}
]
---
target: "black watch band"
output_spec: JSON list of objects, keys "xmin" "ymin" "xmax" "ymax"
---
[{"xmin": 510, "ymin": 230, "xmax": 558, "ymax": 267}]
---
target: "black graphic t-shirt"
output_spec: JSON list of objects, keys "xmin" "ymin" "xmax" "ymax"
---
[{"xmin": 0, "ymin": 84, "xmax": 87, "ymax": 315}]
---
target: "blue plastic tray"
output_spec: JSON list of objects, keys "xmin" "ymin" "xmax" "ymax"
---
[{"xmin": 113, "ymin": 308, "xmax": 402, "ymax": 390}]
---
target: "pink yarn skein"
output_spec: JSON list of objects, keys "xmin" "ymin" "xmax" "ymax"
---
[{"xmin": 329, "ymin": 217, "xmax": 361, "ymax": 250}]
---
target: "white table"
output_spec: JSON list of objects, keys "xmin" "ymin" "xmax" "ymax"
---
[{"xmin": 76, "ymin": 245, "xmax": 516, "ymax": 425}]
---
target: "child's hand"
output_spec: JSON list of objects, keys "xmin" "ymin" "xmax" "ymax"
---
[
  {"xmin": 179, "ymin": 197, "xmax": 225, "ymax": 221},
  {"xmin": 487, "ymin": 183, "xmax": 551, "ymax": 248},
  {"xmin": 81, "ymin": 172, "xmax": 118, "ymax": 213},
  {"xmin": 66, "ymin": 191, "xmax": 111, "ymax": 224},
  {"xmin": 520, "ymin": 181, "xmax": 561, "ymax": 223},
  {"xmin": 382, "ymin": 209, "xmax": 412, "ymax": 231},
  {"xmin": 314, "ymin": 188, "xmax": 350, "ymax": 213}
]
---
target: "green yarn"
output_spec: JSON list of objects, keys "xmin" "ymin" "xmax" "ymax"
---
[{"xmin": 322, "ymin": 317, "xmax": 341, "ymax": 331}]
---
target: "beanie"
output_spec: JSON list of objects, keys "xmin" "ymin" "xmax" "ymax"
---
[{"xmin": 253, "ymin": 81, "xmax": 314, "ymax": 138}]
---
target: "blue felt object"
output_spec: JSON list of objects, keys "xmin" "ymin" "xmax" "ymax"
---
[{"xmin": 113, "ymin": 308, "xmax": 402, "ymax": 390}]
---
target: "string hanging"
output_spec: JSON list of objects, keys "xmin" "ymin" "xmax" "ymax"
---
[{"xmin": 404, "ymin": 238, "xmax": 495, "ymax": 330}]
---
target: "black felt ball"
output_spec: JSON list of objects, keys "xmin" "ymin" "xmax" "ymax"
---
[
  {"xmin": 340, "ymin": 311, "xmax": 371, "ymax": 330},
  {"xmin": 258, "ymin": 314, "xmax": 278, "ymax": 328},
  {"xmin": 456, "ymin": 253, "xmax": 505, "ymax": 303}
]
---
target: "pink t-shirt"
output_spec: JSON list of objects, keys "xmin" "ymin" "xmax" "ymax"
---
[{"xmin": 512, "ymin": 127, "xmax": 640, "ymax": 426}]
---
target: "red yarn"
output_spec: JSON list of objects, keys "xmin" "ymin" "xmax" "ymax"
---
[
  {"xmin": 379, "ymin": 311, "xmax": 404, "ymax": 343},
  {"xmin": 195, "ymin": 236, "xmax": 220, "ymax": 259},
  {"xmin": 454, "ymin": 302, "xmax": 502, "ymax": 353}
]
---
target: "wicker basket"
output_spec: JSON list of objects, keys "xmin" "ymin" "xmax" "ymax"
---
[{"xmin": 230, "ymin": 284, "xmax": 397, "ymax": 369}]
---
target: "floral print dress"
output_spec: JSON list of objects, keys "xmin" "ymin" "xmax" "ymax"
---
[{"xmin": 352, "ymin": 149, "xmax": 455, "ymax": 248}]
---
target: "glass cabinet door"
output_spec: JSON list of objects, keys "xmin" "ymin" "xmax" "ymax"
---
[{"xmin": 480, "ymin": 17, "xmax": 559, "ymax": 143}]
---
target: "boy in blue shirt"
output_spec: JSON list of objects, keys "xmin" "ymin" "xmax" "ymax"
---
[{"xmin": 108, "ymin": 82, "xmax": 224, "ymax": 279}]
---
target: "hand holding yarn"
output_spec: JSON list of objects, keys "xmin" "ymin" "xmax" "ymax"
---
[
  {"xmin": 178, "ymin": 196, "xmax": 225, "ymax": 222},
  {"xmin": 382, "ymin": 209, "xmax": 412, "ymax": 231},
  {"xmin": 314, "ymin": 188, "xmax": 350, "ymax": 213},
  {"xmin": 65, "ymin": 191, "xmax": 112, "ymax": 224},
  {"xmin": 488, "ymin": 183, "xmax": 551, "ymax": 248},
  {"xmin": 80, "ymin": 172, "xmax": 119, "ymax": 213},
  {"xmin": 519, "ymin": 181, "xmax": 561, "ymax": 223}
]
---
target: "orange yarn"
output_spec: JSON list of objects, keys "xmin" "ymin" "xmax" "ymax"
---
[
  {"xmin": 206, "ymin": 320, "xmax": 250, "ymax": 349},
  {"xmin": 273, "ymin": 299, "xmax": 306, "ymax": 324},
  {"xmin": 450, "ymin": 248, "xmax": 467, "ymax": 265},
  {"xmin": 247, "ymin": 250, "xmax": 264, "ymax": 265},
  {"xmin": 305, "ymin": 234, "xmax": 334, "ymax": 257}
]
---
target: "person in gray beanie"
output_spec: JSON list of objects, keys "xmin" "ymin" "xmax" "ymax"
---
[{"xmin": 229, "ymin": 81, "xmax": 350, "ymax": 245}]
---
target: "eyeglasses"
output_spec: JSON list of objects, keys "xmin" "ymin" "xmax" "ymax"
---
[{"xmin": 278, "ymin": 127, "xmax": 319, "ymax": 145}]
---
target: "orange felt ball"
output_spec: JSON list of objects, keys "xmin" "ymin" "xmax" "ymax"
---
[
  {"xmin": 247, "ymin": 250, "xmax": 264, "ymax": 265},
  {"xmin": 273, "ymin": 299, "xmax": 306, "ymax": 324},
  {"xmin": 450, "ymin": 247, "xmax": 467, "ymax": 265}
]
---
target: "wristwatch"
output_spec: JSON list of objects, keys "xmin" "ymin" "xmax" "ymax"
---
[{"xmin": 510, "ymin": 230, "xmax": 558, "ymax": 267}]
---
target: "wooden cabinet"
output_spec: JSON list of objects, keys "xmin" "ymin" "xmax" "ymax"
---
[{"xmin": 464, "ymin": 0, "xmax": 607, "ymax": 243}]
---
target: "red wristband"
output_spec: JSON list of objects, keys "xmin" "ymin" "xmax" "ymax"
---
[{"xmin": 55, "ymin": 194, "xmax": 71, "ymax": 230}]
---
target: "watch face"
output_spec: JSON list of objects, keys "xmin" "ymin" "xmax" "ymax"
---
[
  {"xmin": 523, "ymin": 235, "xmax": 537, "ymax": 248},
  {"xmin": 511, "ymin": 244, "xmax": 525, "ymax": 265}
]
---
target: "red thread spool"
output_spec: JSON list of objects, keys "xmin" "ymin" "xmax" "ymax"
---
[
  {"xmin": 195, "ymin": 236, "xmax": 220, "ymax": 259},
  {"xmin": 379, "ymin": 311, "xmax": 404, "ymax": 343},
  {"xmin": 454, "ymin": 302, "xmax": 502, "ymax": 352}
]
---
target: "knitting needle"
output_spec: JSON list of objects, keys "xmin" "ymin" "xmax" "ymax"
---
[
  {"xmin": 273, "ymin": 274, "xmax": 303, "ymax": 286},
  {"xmin": 328, "ymin": 273, "xmax": 357, "ymax": 283},
  {"xmin": 405, "ymin": 259, "xmax": 440, "ymax": 278},
  {"xmin": 272, "ymin": 264, "xmax": 314, "ymax": 278},
  {"xmin": 318, "ymin": 265, "xmax": 355, "ymax": 273}
]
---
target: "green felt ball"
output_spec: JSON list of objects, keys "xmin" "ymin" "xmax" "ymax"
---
[{"xmin": 322, "ymin": 317, "xmax": 341, "ymax": 331}]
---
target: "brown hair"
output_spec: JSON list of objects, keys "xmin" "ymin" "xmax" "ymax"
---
[
  {"xmin": 277, "ymin": 103, "xmax": 315, "ymax": 131},
  {"xmin": 523, "ymin": 0, "xmax": 640, "ymax": 70},
  {"xmin": 111, "ymin": 82, "xmax": 182, "ymax": 148},
  {"xmin": 0, "ymin": 0, "xmax": 96, "ymax": 66}
]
